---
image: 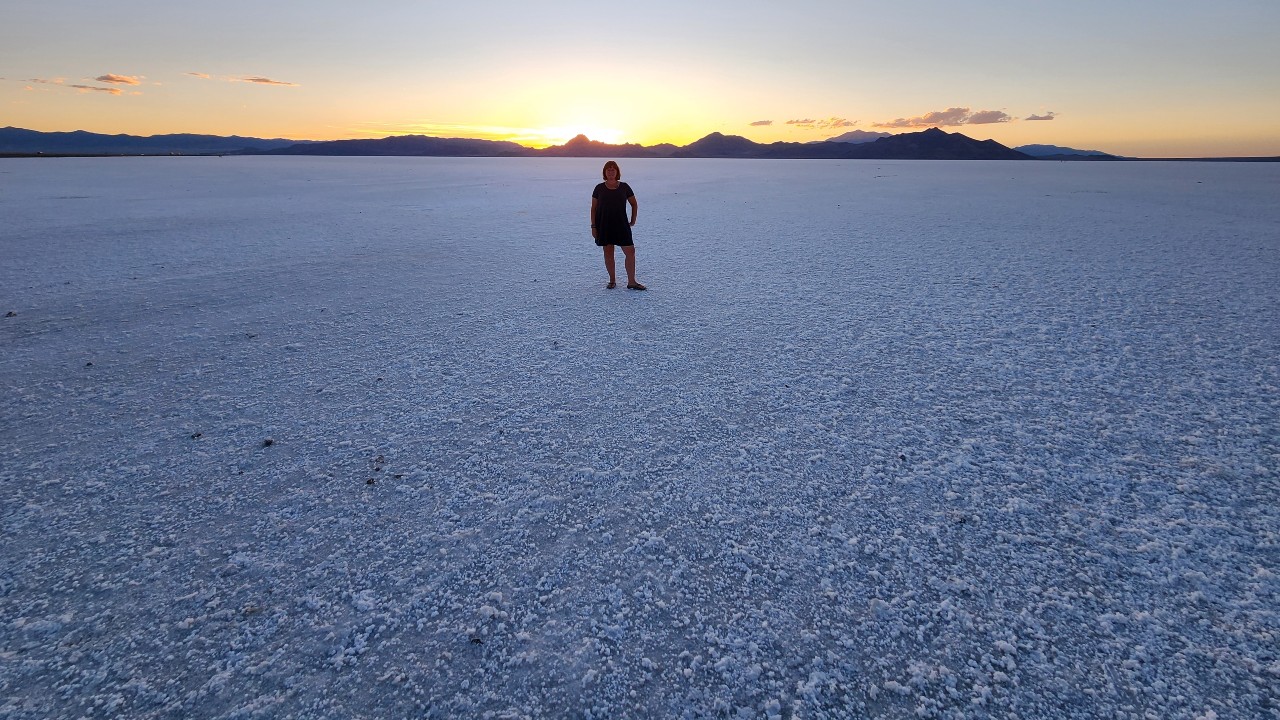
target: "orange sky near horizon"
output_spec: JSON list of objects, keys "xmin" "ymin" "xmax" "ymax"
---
[{"xmin": 4, "ymin": 1, "xmax": 1279, "ymax": 158}]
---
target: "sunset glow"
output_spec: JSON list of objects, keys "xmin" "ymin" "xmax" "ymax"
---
[
  {"xmin": 351, "ymin": 122, "xmax": 627, "ymax": 149},
  {"xmin": 3, "ymin": 1, "xmax": 1278, "ymax": 157}
]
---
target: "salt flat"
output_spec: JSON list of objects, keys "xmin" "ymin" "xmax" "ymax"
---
[{"xmin": 1, "ymin": 157, "xmax": 1277, "ymax": 719}]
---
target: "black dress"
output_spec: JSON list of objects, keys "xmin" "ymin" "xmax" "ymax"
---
[{"xmin": 592, "ymin": 181, "xmax": 634, "ymax": 247}]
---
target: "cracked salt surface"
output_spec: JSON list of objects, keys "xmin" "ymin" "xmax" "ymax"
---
[{"xmin": 1, "ymin": 157, "xmax": 1277, "ymax": 718}]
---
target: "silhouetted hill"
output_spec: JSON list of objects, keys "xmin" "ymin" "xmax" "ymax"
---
[
  {"xmin": 671, "ymin": 132, "xmax": 766, "ymax": 158},
  {"xmin": 264, "ymin": 135, "xmax": 526, "ymax": 157},
  {"xmin": 1016, "ymin": 143, "xmax": 1124, "ymax": 160},
  {"xmin": 535, "ymin": 134, "xmax": 660, "ymax": 157},
  {"xmin": 645, "ymin": 143, "xmax": 680, "ymax": 156},
  {"xmin": 1017, "ymin": 143, "xmax": 1110, "ymax": 157},
  {"xmin": 0, "ymin": 126, "xmax": 306, "ymax": 155},
  {"xmin": 843, "ymin": 128, "xmax": 1031, "ymax": 160},
  {"xmin": 826, "ymin": 129, "xmax": 892, "ymax": 144},
  {"xmin": 674, "ymin": 128, "xmax": 1032, "ymax": 160},
  {"xmin": 1031, "ymin": 153, "xmax": 1126, "ymax": 161}
]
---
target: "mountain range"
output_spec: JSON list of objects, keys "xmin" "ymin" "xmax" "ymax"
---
[
  {"xmin": 1015, "ymin": 144, "xmax": 1121, "ymax": 160},
  {"xmin": 11, "ymin": 125, "xmax": 1272, "ymax": 161},
  {"xmin": 268, "ymin": 128, "xmax": 1039, "ymax": 160},
  {"xmin": 0, "ymin": 127, "xmax": 309, "ymax": 155},
  {"xmin": 0, "ymin": 126, "xmax": 1045, "ymax": 160}
]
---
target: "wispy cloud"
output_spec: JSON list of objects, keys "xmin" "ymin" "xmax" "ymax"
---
[
  {"xmin": 786, "ymin": 117, "xmax": 856, "ymax": 129},
  {"xmin": 96, "ymin": 74, "xmax": 141, "ymax": 85},
  {"xmin": 874, "ymin": 107, "xmax": 1012, "ymax": 128},
  {"xmin": 1025, "ymin": 112, "xmax": 1057, "ymax": 121},
  {"xmin": 70, "ymin": 85, "xmax": 123, "ymax": 95},
  {"xmin": 235, "ymin": 76, "xmax": 299, "ymax": 87},
  {"xmin": 25, "ymin": 76, "xmax": 132, "ymax": 95},
  {"xmin": 187, "ymin": 72, "xmax": 299, "ymax": 86},
  {"xmin": 750, "ymin": 120, "xmax": 773, "ymax": 127}
]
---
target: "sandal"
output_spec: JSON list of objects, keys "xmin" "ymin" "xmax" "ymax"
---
[
  {"xmin": 626, "ymin": 282, "xmax": 647, "ymax": 291},
  {"xmin": 606, "ymin": 280, "xmax": 616, "ymax": 289}
]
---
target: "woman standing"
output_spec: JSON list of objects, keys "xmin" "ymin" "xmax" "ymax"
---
[{"xmin": 591, "ymin": 160, "xmax": 645, "ymax": 290}]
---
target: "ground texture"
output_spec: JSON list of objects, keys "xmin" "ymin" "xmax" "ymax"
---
[{"xmin": 2, "ymin": 158, "xmax": 1278, "ymax": 718}]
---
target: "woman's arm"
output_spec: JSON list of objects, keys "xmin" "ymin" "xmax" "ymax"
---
[
  {"xmin": 591, "ymin": 197, "xmax": 599, "ymax": 239},
  {"xmin": 628, "ymin": 195, "xmax": 638, "ymax": 226}
]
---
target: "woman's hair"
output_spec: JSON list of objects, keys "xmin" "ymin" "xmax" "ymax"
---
[{"xmin": 602, "ymin": 160, "xmax": 621, "ymax": 180}]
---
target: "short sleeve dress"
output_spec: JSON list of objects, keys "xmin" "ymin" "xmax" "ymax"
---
[{"xmin": 592, "ymin": 181, "xmax": 634, "ymax": 247}]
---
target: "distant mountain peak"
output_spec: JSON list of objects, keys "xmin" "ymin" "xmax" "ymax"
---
[
  {"xmin": 826, "ymin": 129, "xmax": 892, "ymax": 144},
  {"xmin": 676, "ymin": 132, "xmax": 758, "ymax": 156},
  {"xmin": 1015, "ymin": 143, "xmax": 1117, "ymax": 158}
]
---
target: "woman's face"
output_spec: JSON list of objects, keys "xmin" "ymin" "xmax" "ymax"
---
[{"xmin": 605, "ymin": 166, "xmax": 618, "ymax": 182}]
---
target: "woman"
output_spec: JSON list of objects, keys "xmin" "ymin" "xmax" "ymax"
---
[{"xmin": 591, "ymin": 160, "xmax": 645, "ymax": 290}]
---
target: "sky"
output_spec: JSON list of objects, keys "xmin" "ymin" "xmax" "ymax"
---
[{"xmin": 3, "ymin": 0, "xmax": 1279, "ymax": 157}]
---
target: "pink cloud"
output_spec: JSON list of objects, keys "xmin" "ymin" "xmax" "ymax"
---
[
  {"xmin": 874, "ymin": 107, "xmax": 1012, "ymax": 128},
  {"xmin": 236, "ymin": 76, "xmax": 299, "ymax": 87},
  {"xmin": 786, "ymin": 117, "xmax": 857, "ymax": 129},
  {"xmin": 70, "ymin": 85, "xmax": 123, "ymax": 95},
  {"xmin": 967, "ymin": 110, "xmax": 1012, "ymax": 124},
  {"xmin": 96, "ymin": 74, "xmax": 141, "ymax": 85}
]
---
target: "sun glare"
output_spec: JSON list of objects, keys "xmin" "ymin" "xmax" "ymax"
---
[
  {"xmin": 359, "ymin": 122, "xmax": 629, "ymax": 149},
  {"xmin": 527, "ymin": 125, "xmax": 626, "ymax": 148}
]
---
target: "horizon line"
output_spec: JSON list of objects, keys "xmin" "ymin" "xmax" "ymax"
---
[{"xmin": 5, "ymin": 125, "xmax": 1280, "ymax": 160}]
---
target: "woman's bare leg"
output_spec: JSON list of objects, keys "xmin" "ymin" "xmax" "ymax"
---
[
  {"xmin": 603, "ymin": 245, "xmax": 616, "ymax": 286},
  {"xmin": 622, "ymin": 246, "xmax": 636, "ymax": 283},
  {"xmin": 622, "ymin": 246, "xmax": 642, "ymax": 288}
]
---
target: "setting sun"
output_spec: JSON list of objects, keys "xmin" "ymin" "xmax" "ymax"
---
[
  {"xmin": 535, "ymin": 125, "xmax": 626, "ymax": 147},
  {"xmin": 356, "ymin": 122, "xmax": 628, "ymax": 149}
]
